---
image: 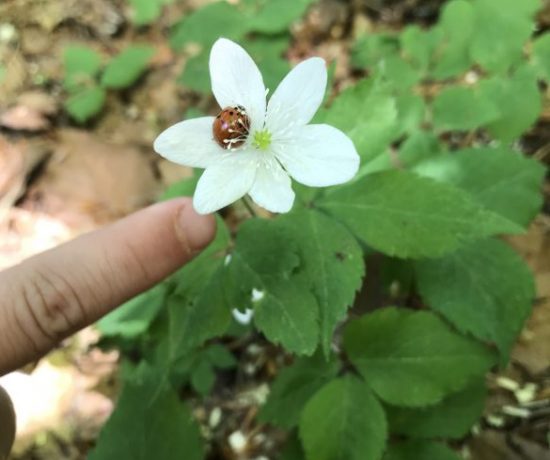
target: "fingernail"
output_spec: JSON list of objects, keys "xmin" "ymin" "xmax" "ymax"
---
[{"xmin": 175, "ymin": 201, "xmax": 217, "ymax": 254}]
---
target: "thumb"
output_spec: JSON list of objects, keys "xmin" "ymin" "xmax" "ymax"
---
[{"xmin": 0, "ymin": 198, "xmax": 216, "ymax": 375}]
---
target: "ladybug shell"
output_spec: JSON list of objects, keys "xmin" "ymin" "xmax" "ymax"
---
[{"xmin": 213, "ymin": 106, "xmax": 251, "ymax": 150}]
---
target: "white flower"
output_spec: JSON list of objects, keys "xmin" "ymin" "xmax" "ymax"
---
[{"xmin": 154, "ymin": 38, "xmax": 360, "ymax": 214}]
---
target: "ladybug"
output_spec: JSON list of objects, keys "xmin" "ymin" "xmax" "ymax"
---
[{"xmin": 213, "ymin": 105, "xmax": 251, "ymax": 150}]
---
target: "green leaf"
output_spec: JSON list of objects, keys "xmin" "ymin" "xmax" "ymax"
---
[
  {"xmin": 64, "ymin": 86, "xmax": 106, "ymax": 123},
  {"xmin": 97, "ymin": 285, "xmax": 166, "ymax": 339},
  {"xmin": 470, "ymin": 0, "xmax": 537, "ymax": 73},
  {"xmin": 204, "ymin": 344, "xmax": 237, "ymax": 369},
  {"xmin": 259, "ymin": 353, "xmax": 340, "ymax": 429},
  {"xmin": 278, "ymin": 211, "xmax": 364, "ymax": 356},
  {"xmin": 101, "ymin": 46, "xmax": 155, "ymax": 89},
  {"xmin": 190, "ymin": 359, "xmax": 216, "ymax": 396},
  {"xmin": 413, "ymin": 147, "xmax": 545, "ymax": 227},
  {"xmin": 532, "ymin": 34, "xmax": 550, "ymax": 81},
  {"xmin": 401, "ymin": 25, "xmax": 442, "ymax": 74},
  {"xmin": 480, "ymin": 67, "xmax": 542, "ymax": 142},
  {"xmin": 319, "ymin": 170, "xmax": 521, "ymax": 259},
  {"xmin": 432, "ymin": 86, "xmax": 500, "ymax": 132},
  {"xmin": 170, "ymin": 1, "xmax": 245, "ymax": 50},
  {"xmin": 63, "ymin": 45, "xmax": 102, "ymax": 91},
  {"xmin": 279, "ymin": 432, "xmax": 306, "ymax": 460},
  {"xmin": 89, "ymin": 365, "xmax": 203, "ymax": 460},
  {"xmin": 344, "ymin": 308, "xmax": 497, "ymax": 406},
  {"xmin": 415, "ymin": 238, "xmax": 535, "ymax": 360},
  {"xmin": 320, "ymin": 78, "xmax": 398, "ymax": 159},
  {"xmin": 244, "ymin": 0, "xmax": 315, "ymax": 34},
  {"xmin": 178, "ymin": 52, "xmax": 210, "ymax": 92},
  {"xmin": 383, "ymin": 441, "xmax": 460, "ymax": 460},
  {"xmin": 168, "ymin": 220, "xmax": 232, "ymax": 361},
  {"xmin": 253, "ymin": 278, "xmax": 319, "ymax": 356},
  {"xmin": 386, "ymin": 380, "xmax": 486, "ymax": 439},
  {"xmin": 351, "ymin": 34, "xmax": 400, "ymax": 69},
  {"xmin": 128, "ymin": 0, "xmax": 164, "ymax": 25},
  {"xmin": 225, "ymin": 219, "xmax": 319, "ymax": 355},
  {"xmin": 299, "ymin": 376, "xmax": 387, "ymax": 460},
  {"xmin": 431, "ymin": 0, "xmax": 474, "ymax": 79},
  {"xmin": 398, "ymin": 131, "xmax": 443, "ymax": 169}
]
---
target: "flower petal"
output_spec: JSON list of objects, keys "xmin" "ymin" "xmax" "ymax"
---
[
  {"xmin": 274, "ymin": 124, "xmax": 360, "ymax": 187},
  {"xmin": 193, "ymin": 152, "xmax": 258, "ymax": 214},
  {"xmin": 266, "ymin": 57, "xmax": 327, "ymax": 136},
  {"xmin": 154, "ymin": 117, "xmax": 221, "ymax": 168},
  {"xmin": 249, "ymin": 156, "xmax": 295, "ymax": 213},
  {"xmin": 209, "ymin": 38, "xmax": 266, "ymax": 132}
]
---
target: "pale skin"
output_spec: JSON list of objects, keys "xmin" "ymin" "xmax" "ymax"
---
[{"xmin": 0, "ymin": 198, "xmax": 216, "ymax": 458}]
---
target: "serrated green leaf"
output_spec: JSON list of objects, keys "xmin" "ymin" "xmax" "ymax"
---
[
  {"xmin": 415, "ymin": 238, "xmax": 535, "ymax": 360},
  {"xmin": 480, "ymin": 67, "xmax": 542, "ymax": 142},
  {"xmin": 260, "ymin": 353, "xmax": 340, "ymax": 429},
  {"xmin": 64, "ymin": 86, "xmax": 106, "ymax": 123},
  {"xmin": 170, "ymin": 1, "xmax": 245, "ymax": 50},
  {"xmin": 63, "ymin": 45, "xmax": 102, "ymax": 91},
  {"xmin": 532, "ymin": 33, "xmax": 550, "ymax": 81},
  {"xmin": 470, "ymin": 0, "xmax": 537, "ymax": 73},
  {"xmin": 299, "ymin": 376, "xmax": 387, "ymax": 460},
  {"xmin": 432, "ymin": 86, "xmax": 500, "ymax": 131},
  {"xmin": 319, "ymin": 170, "xmax": 521, "ymax": 259},
  {"xmin": 278, "ymin": 211, "xmax": 364, "ymax": 356},
  {"xmin": 344, "ymin": 308, "xmax": 497, "ymax": 406},
  {"xmin": 190, "ymin": 359, "xmax": 216, "ymax": 396},
  {"xmin": 401, "ymin": 25, "xmax": 442, "ymax": 74},
  {"xmin": 89, "ymin": 365, "xmax": 203, "ymax": 460},
  {"xmin": 383, "ymin": 441, "xmax": 460, "ymax": 460},
  {"xmin": 101, "ymin": 46, "xmax": 155, "ymax": 89},
  {"xmin": 98, "ymin": 284, "xmax": 166, "ymax": 339},
  {"xmin": 225, "ymin": 219, "xmax": 318, "ymax": 355},
  {"xmin": 398, "ymin": 131, "xmax": 443, "ymax": 169},
  {"xmin": 386, "ymin": 380, "xmax": 486, "ymax": 439},
  {"xmin": 253, "ymin": 278, "xmax": 319, "ymax": 355},
  {"xmin": 244, "ymin": 0, "xmax": 315, "ymax": 34},
  {"xmin": 413, "ymin": 147, "xmax": 545, "ymax": 227}
]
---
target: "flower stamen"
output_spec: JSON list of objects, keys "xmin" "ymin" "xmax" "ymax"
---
[{"xmin": 253, "ymin": 129, "xmax": 272, "ymax": 150}]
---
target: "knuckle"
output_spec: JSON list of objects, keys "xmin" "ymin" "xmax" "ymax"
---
[{"xmin": 14, "ymin": 267, "xmax": 87, "ymax": 347}]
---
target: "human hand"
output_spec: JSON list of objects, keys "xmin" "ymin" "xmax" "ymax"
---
[{"xmin": 0, "ymin": 198, "xmax": 216, "ymax": 458}]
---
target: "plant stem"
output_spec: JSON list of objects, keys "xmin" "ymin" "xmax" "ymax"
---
[{"xmin": 241, "ymin": 196, "xmax": 257, "ymax": 217}]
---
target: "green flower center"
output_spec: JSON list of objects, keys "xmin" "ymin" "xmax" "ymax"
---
[{"xmin": 252, "ymin": 129, "xmax": 272, "ymax": 150}]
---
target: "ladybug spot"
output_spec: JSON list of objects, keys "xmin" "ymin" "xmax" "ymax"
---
[{"xmin": 229, "ymin": 111, "xmax": 234, "ymax": 115}]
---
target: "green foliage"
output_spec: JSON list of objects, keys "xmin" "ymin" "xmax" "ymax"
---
[
  {"xmin": 63, "ymin": 44, "xmax": 154, "ymax": 122},
  {"xmin": 386, "ymin": 380, "xmax": 486, "ymax": 439},
  {"xmin": 260, "ymin": 353, "xmax": 340, "ymax": 429},
  {"xmin": 171, "ymin": 0, "xmax": 314, "ymax": 94},
  {"xmin": 97, "ymin": 285, "xmax": 166, "ymax": 339},
  {"xmin": 432, "ymin": 85, "xmax": 499, "ymax": 132},
  {"xmin": 94, "ymin": 0, "xmax": 548, "ymax": 458},
  {"xmin": 277, "ymin": 211, "xmax": 364, "ymax": 356},
  {"xmin": 319, "ymin": 170, "xmax": 521, "ymax": 259},
  {"xmin": 89, "ymin": 365, "xmax": 204, "ymax": 460},
  {"xmin": 344, "ymin": 308, "xmax": 496, "ymax": 406},
  {"xmin": 299, "ymin": 376, "xmax": 387, "ymax": 460},
  {"xmin": 415, "ymin": 239, "xmax": 535, "ymax": 360},
  {"xmin": 64, "ymin": 86, "xmax": 106, "ymax": 124},
  {"xmin": 383, "ymin": 441, "xmax": 461, "ymax": 460},
  {"xmin": 413, "ymin": 147, "xmax": 545, "ymax": 227},
  {"xmin": 101, "ymin": 46, "xmax": 155, "ymax": 89},
  {"xmin": 128, "ymin": 0, "xmax": 173, "ymax": 25}
]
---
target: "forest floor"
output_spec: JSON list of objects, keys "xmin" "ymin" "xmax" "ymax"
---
[{"xmin": 0, "ymin": 0, "xmax": 549, "ymax": 459}]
